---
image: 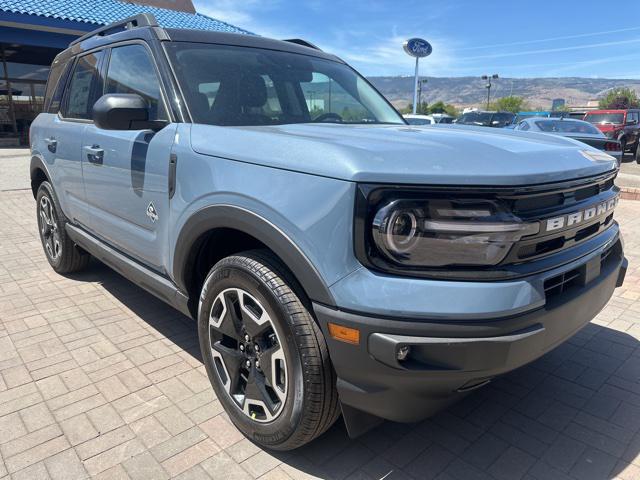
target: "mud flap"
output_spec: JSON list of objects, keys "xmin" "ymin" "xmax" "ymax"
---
[{"xmin": 340, "ymin": 402, "xmax": 384, "ymax": 438}]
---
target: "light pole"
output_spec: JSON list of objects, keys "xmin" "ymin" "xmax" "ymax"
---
[{"xmin": 481, "ymin": 74, "xmax": 498, "ymax": 110}]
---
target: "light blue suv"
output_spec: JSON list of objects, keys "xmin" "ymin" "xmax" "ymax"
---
[{"xmin": 30, "ymin": 14, "xmax": 627, "ymax": 450}]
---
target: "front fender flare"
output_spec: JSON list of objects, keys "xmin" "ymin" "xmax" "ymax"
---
[{"xmin": 172, "ymin": 205, "xmax": 336, "ymax": 307}]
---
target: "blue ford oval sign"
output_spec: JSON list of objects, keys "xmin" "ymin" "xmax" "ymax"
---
[{"xmin": 403, "ymin": 38, "xmax": 432, "ymax": 58}]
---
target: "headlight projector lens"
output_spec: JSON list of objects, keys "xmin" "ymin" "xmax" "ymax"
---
[{"xmin": 387, "ymin": 210, "xmax": 418, "ymax": 252}]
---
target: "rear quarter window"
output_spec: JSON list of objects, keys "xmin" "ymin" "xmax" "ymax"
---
[{"xmin": 44, "ymin": 57, "xmax": 71, "ymax": 114}]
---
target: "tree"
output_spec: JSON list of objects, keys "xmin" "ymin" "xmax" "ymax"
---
[
  {"xmin": 599, "ymin": 87, "xmax": 640, "ymax": 109},
  {"xmin": 427, "ymin": 101, "xmax": 458, "ymax": 117},
  {"xmin": 401, "ymin": 102, "xmax": 429, "ymax": 115},
  {"xmin": 490, "ymin": 96, "xmax": 530, "ymax": 113}
]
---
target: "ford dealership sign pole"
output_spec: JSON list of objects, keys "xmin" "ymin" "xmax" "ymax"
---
[{"xmin": 403, "ymin": 38, "xmax": 432, "ymax": 114}]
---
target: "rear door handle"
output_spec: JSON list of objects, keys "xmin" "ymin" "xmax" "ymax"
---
[
  {"xmin": 84, "ymin": 145, "xmax": 104, "ymax": 165},
  {"xmin": 44, "ymin": 137, "xmax": 57, "ymax": 153}
]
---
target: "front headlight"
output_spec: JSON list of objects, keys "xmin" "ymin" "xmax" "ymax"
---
[
  {"xmin": 365, "ymin": 196, "xmax": 539, "ymax": 268},
  {"xmin": 354, "ymin": 185, "xmax": 540, "ymax": 278}
]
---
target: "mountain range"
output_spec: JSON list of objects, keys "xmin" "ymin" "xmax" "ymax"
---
[{"xmin": 367, "ymin": 76, "xmax": 640, "ymax": 110}]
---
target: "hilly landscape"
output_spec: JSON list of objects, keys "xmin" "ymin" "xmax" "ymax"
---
[{"xmin": 367, "ymin": 76, "xmax": 640, "ymax": 110}]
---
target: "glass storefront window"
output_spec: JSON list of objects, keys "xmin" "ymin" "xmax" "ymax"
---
[{"xmin": 4, "ymin": 62, "xmax": 49, "ymax": 81}]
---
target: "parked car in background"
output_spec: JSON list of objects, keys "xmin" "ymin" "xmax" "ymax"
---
[
  {"xmin": 514, "ymin": 117, "xmax": 622, "ymax": 165},
  {"xmin": 403, "ymin": 114, "xmax": 433, "ymax": 125},
  {"xmin": 455, "ymin": 110, "xmax": 515, "ymax": 128},
  {"xmin": 563, "ymin": 110, "xmax": 588, "ymax": 120},
  {"xmin": 514, "ymin": 111, "xmax": 551, "ymax": 123},
  {"xmin": 584, "ymin": 109, "xmax": 640, "ymax": 155},
  {"xmin": 429, "ymin": 113, "xmax": 454, "ymax": 124},
  {"xmin": 404, "ymin": 113, "xmax": 455, "ymax": 125}
]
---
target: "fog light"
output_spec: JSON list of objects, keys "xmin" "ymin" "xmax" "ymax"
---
[{"xmin": 397, "ymin": 345, "xmax": 411, "ymax": 361}]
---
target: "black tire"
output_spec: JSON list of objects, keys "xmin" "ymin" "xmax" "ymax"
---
[
  {"xmin": 620, "ymin": 139, "xmax": 627, "ymax": 159},
  {"xmin": 36, "ymin": 181, "xmax": 90, "ymax": 274},
  {"xmin": 198, "ymin": 250, "xmax": 339, "ymax": 450}
]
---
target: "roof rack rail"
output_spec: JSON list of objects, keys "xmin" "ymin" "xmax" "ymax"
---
[
  {"xmin": 70, "ymin": 13, "xmax": 158, "ymax": 46},
  {"xmin": 283, "ymin": 38, "xmax": 322, "ymax": 51}
]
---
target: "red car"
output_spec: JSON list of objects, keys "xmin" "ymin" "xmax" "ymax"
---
[{"xmin": 584, "ymin": 109, "xmax": 640, "ymax": 158}]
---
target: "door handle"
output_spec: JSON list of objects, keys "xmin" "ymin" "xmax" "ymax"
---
[
  {"xmin": 84, "ymin": 145, "xmax": 104, "ymax": 165},
  {"xmin": 44, "ymin": 137, "xmax": 57, "ymax": 153}
]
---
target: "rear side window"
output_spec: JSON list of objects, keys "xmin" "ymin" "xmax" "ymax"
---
[
  {"xmin": 44, "ymin": 58, "xmax": 71, "ymax": 113},
  {"xmin": 105, "ymin": 44, "xmax": 166, "ymax": 121},
  {"xmin": 64, "ymin": 51, "xmax": 104, "ymax": 120}
]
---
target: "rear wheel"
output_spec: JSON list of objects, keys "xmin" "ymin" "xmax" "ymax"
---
[
  {"xmin": 36, "ymin": 181, "xmax": 90, "ymax": 273},
  {"xmin": 198, "ymin": 250, "xmax": 339, "ymax": 450}
]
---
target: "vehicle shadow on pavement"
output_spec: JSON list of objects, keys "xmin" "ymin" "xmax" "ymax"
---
[{"xmin": 81, "ymin": 259, "xmax": 640, "ymax": 480}]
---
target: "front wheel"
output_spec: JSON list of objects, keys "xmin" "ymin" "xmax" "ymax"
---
[{"xmin": 198, "ymin": 250, "xmax": 339, "ymax": 450}]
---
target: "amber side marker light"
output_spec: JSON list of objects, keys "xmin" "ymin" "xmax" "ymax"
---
[{"xmin": 328, "ymin": 322, "xmax": 360, "ymax": 345}]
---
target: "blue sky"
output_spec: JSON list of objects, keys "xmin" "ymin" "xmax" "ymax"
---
[{"xmin": 193, "ymin": 0, "xmax": 640, "ymax": 78}]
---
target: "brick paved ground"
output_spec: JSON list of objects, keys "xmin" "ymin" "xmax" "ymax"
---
[{"xmin": 1, "ymin": 153, "xmax": 640, "ymax": 479}]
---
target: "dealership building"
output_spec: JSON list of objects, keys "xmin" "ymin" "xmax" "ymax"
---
[{"xmin": 0, "ymin": 0, "xmax": 248, "ymax": 145}]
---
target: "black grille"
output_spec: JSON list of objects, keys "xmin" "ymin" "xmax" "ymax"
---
[
  {"xmin": 502, "ymin": 173, "xmax": 618, "ymax": 265},
  {"xmin": 544, "ymin": 243, "xmax": 618, "ymax": 299},
  {"xmin": 544, "ymin": 268, "xmax": 581, "ymax": 298}
]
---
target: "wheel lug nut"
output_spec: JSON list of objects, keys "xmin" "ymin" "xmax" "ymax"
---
[
  {"xmin": 245, "ymin": 360, "xmax": 251, "ymax": 368},
  {"xmin": 255, "ymin": 360, "xmax": 260, "ymax": 369},
  {"xmin": 244, "ymin": 334, "xmax": 250, "ymax": 342},
  {"xmin": 254, "ymin": 344, "xmax": 260, "ymax": 352},
  {"xmin": 239, "ymin": 344, "xmax": 244, "ymax": 352}
]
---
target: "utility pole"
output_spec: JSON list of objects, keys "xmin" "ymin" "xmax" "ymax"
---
[{"xmin": 481, "ymin": 74, "xmax": 499, "ymax": 109}]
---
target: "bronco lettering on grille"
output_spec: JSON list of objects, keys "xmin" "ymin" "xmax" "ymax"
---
[{"xmin": 545, "ymin": 197, "xmax": 618, "ymax": 232}]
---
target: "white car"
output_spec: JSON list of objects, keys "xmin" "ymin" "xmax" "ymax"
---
[{"xmin": 403, "ymin": 114, "xmax": 433, "ymax": 125}]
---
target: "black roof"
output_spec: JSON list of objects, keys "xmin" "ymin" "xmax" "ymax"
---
[
  {"xmin": 55, "ymin": 13, "xmax": 342, "ymax": 64},
  {"xmin": 164, "ymin": 28, "xmax": 342, "ymax": 62}
]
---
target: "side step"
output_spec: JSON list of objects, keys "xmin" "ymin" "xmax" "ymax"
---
[{"xmin": 66, "ymin": 224, "xmax": 191, "ymax": 318}]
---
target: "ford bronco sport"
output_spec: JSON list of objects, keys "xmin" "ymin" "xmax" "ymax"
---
[{"xmin": 30, "ymin": 14, "xmax": 627, "ymax": 450}]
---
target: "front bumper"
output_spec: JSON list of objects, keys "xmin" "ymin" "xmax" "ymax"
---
[{"xmin": 314, "ymin": 237, "xmax": 627, "ymax": 423}]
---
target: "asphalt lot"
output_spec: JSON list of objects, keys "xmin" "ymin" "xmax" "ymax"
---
[{"xmin": 1, "ymin": 149, "xmax": 640, "ymax": 480}]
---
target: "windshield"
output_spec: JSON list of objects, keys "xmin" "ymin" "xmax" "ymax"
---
[
  {"xmin": 534, "ymin": 119, "xmax": 601, "ymax": 134},
  {"xmin": 165, "ymin": 43, "xmax": 404, "ymax": 126},
  {"xmin": 585, "ymin": 113, "xmax": 624, "ymax": 125}
]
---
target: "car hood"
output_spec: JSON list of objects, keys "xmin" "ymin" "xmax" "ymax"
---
[{"xmin": 190, "ymin": 123, "xmax": 617, "ymax": 185}]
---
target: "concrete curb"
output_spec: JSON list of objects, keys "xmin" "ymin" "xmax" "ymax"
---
[{"xmin": 621, "ymin": 186, "xmax": 640, "ymax": 201}]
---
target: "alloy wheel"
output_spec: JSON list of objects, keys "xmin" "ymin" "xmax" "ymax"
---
[
  {"xmin": 39, "ymin": 195, "xmax": 61, "ymax": 261},
  {"xmin": 208, "ymin": 288, "xmax": 287, "ymax": 422}
]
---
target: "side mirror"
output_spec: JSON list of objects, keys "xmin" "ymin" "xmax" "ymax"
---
[
  {"xmin": 93, "ymin": 93, "xmax": 151, "ymax": 130},
  {"xmin": 627, "ymin": 119, "xmax": 638, "ymax": 126}
]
